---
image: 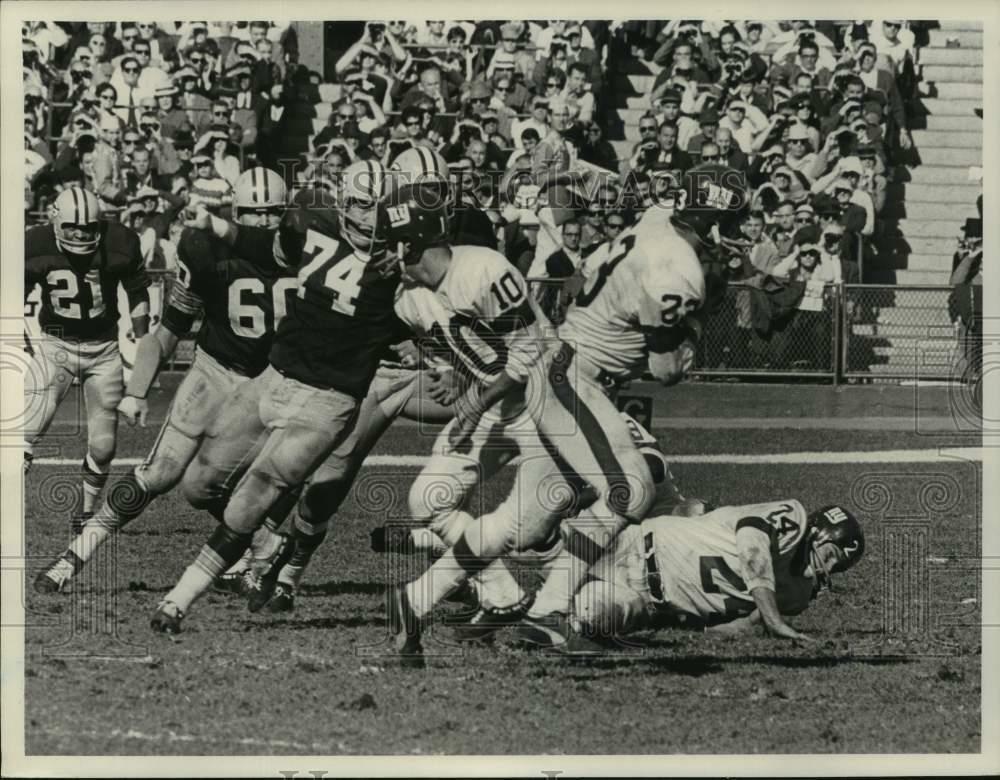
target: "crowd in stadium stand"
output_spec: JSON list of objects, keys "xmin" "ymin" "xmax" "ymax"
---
[{"xmin": 24, "ymin": 20, "xmax": 935, "ymax": 370}]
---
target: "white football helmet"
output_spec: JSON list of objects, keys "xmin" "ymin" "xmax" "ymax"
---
[
  {"xmin": 233, "ymin": 166, "xmax": 287, "ymax": 226},
  {"xmin": 50, "ymin": 187, "xmax": 101, "ymax": 255},
  {"xmin": 339, "ymin": 159, "xmax": 388, "ymax": 256},
  {"xmin": 389, "ymin": 146, "xmax": 454, "ymax": 217}
]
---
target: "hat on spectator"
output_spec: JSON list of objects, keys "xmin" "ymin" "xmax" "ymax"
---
[
  {"xmin": 194, "ymin": 129, "xmax": 230, "ymax": 154},
  {"xmin": 173, "ymin": 67, "xmax": 198, "ymax": 82},
  {"xmin": 786, "ymin": 93, "xmax": 811, "ymax": 110},
  {"xmin": 772, "ymin": 165, "xmax": 794, "ymax": 180},
  {"xmin": 856, "ymin": 143, "xmax": 877, "ymax": 159},
  {"xmin": 191, "ymin": 153, "xmax": 213, "ymax": 165},
  {"xmin": 500, "ymin": 21, "xmax": 524, "ymax": 39},
  {"xmin": 24, "ymin": 82, "xmax": 44, "ymax": 99},
  {"xmin": 794, "ymin": 202, "xmax": 815, "ymax": 217},
  {"xmin": 726, "ymin": 100, "xmax": 748, "ymax": 112},
  {"xmin": 80, "ymin": 87, "xmax": 100, "ymax": 105},
  {"xmin": 155, "ymin": 83, "xmax": 179, "ymax": 98},
  {"xmin": 858, "ymin": 41, "xmax": 878, "ymax": 57},
  {"xmin": 839, "ymin": 156, "xmax": 864, "ymax": 175},
  {"xmin": 120, "ymin": 55, "xmax": 140, "ymax": 70},
  {"xmin": 962, "ymin": 217, "xmax": 982, "ymax": 238},
  {"xmin": 468, "ymin": 81, "xmax": 493, "ymax": 100},
  {"xmin": 838, "ymin": 99, "xmax": 862, "ymax": 118},
  {"xmin": 698, "ymin": 107, "xmax": 720, "ymax": 125},
  {"xmin": 531, "ymin": 95, "xmax": 549, "ymax": 109},
  {"xmin": 762, "ymin": 143, "xmax": 784, "ymax": 158},
  {"xmin": 832, "ymin": 177, "xmax": 854, "ymax": 194},
  {"xmin": 794, "ymin": 223, "xmax": 823, "ymax": 251},
  {"xmin": 227, "ymin": 65, "xmax": 252, "ymax": 80},
  {"xmin": 565, "ymin": 23, "xmax": 583, "ymax": 37},
  {"xmin": 480, "ymin": 109, "xmax": 498, "ymax": 122},
  {"xmin": 173, "ymin": 129, "xmax": 195, "ymax": 149},
  {"xmin": 786, "ymin": 123, "xmax": 810, "ymax": 141},
  {"xmin": 659, "ymin": 89, "xmax": 682, "ymax": 105},
  {"xmin": 813, "ymin": 192, "xmax": 839, "ymax": 215},
  {"xmin": 71, "ymin": 112, "xmax": 99, "ymax": 130}
]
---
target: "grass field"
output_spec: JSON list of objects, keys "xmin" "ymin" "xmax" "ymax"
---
[{"xmin": 20, "ymin": 382, "xmax": 983, "ymax": 755}]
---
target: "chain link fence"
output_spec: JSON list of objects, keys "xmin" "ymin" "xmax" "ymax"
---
[{"xmin": 530, "ymin": 277, "xmax": 972, "ymax": 384}]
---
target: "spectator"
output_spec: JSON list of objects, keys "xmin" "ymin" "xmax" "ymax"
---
[
  {"xmin": 480, "ymin": 110, "xmax": 511, "ymax": 151},
  {"xmin": 563, "ymin": 23, "xmax": 603, "ymax": 93},
  {"xmin": 856, "ymin": 144, "xmax": 887, "ymax": 214},
  {"xmin": 511, "ymin": 97, "xmax": 551, "ymax": 150},
  {"xmin": 561, "ymin": 62, "xmax": 596, "ymax": 124},
  {"xmin": 487, "ymin": 22, "xmax": 535, "ymax": 83},
  {"xmin": 543, "ymin": 220, "xmax": 584, "ymax": 278},
  {"xmin": 540, "ymin": 68, "xmax": 568, "ymax": 101},
  {"xmin": 401, "ymin": 64, "xmax": 459, "ymax": 113},
  {"xmin": 194, "ymin": 128, "xmax": 241, "ymax": 186},
  {"xmin": 794, "ymin": 202, "xmax": 816, "ymax": 229},
  {"xmin": 686, "ymin": 106, "xmax": 719, "ymax": 155},
  {"xmin": 768, "ymin": 200, "xmax": 798, "ymax": 257},
  {"xmin": 715, "ymin": 127, "xmax": 748, "ymax": 172},
  {"xmin": 577, "ymin": 121, "xmax": 619, "ymax": 173},
  {"xmin": 189, "ymin": 153, "xmax": 232, "ymax": 209},
  {"xmin": 783, "ymin": 122, "xmax": 819, "ymax": 181},
  {"xmin": 112, "ymin": 55, "xmax": 150, "ymax": 126},
  {"xmin": 532, "ymin": 99, "xmax": 579, "ymax": 182},
  {"xmin": 867, "ymin": 20, "xmax": 915, "ymax": 72},
  {"xmin": 174, "ymin": 67, "xmax": 213, "ymax": 135},
  {"xmin": 151, "ymin": 84, "xmax": 187, "ymax": 139}
]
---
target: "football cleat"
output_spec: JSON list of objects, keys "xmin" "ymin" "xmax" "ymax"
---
[
  {"xmin": 387, "ymin": 585, "xmax": 424, "ymax": 669},
  {"xmin": 451, "ymin": 593, "xmax": 534, "ymax": 643},
  {"xmin": 150, "ymin": 601, "xmax": 184, "ymax": 634},
  {"xmin": 213, "ymin": 567, "xmax": 256, "ymax": 596},
  {"xmin": 34, "ymin": 557, "xmax": 74, "ymax": 594},
  {"xmin": 246, "ymin": 534, "xmax": 294, "ymax": 613},
  {"xmin": 511, "ymin": 613, "xmax": 605, "ymax": 656},
  {"xmin": 266, "ymin": 583, "xmax": 295, "ymax": 614}
]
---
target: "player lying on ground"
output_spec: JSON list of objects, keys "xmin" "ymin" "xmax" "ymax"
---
[
  {"xmin": 150, "ymin": 160, "xmax": 410, "ymax": 634},
  {"xmin": 35, "ymin": 169, "xmax": 296, "ymax": 594},
  {"xmin": 25, "ymin": 187, "xmax": 150, "ymax": 533},
  {"xmin": 522, "ymin": 501, "xmax": 865, "ymax": 652},
  {"xmin": 386, "ymin": 165, "xmax": 745, "ymax": 665}
]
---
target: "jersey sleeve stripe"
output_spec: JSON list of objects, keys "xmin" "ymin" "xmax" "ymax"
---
[
  {"xmin": 167, "ymin": 283, "xmax": 203, "ymax": 315},
  {"xmin": 736, "ymin": 516, "xmax": 775, "ymax": 538}
]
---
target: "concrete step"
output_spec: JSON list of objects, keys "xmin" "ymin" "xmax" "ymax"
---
[
  {"xmin": 933, "ymin": 81, "xmax": 984, "ymax": 100},
  {"xmin": 892, "ymin": 270, "xmax": 955, "ymax": 286},
  {"xmin": 918, "ymin": 147, "xmax": 982, "ymax": 167},
  {"xmin": 924, "ymin": 113, "xmax": 985, "ymax": 131},
  {"xmin": 623, "ymin": 95, "xmax": 653, "ymax": 110},
  {"xmin": 929, "ymin": 29, "xmax": 984, "ymax": 48},
  {"xmin": 911, "ymin": 129, "xmax": 982, "ymax": 149},
  {"xmin": 315, "ymin": 102, "xmax": 332, "ymax": 121},
  {"xmin": 614, "ymin": 107, "xmax": 653, "ymax": 124},
  {"xmin": 888, "ymin": 182, "xmax": 982, "ymax": 203},
  {"xmin": 937, "ymin": 20, "xmax": 983, "ymax": 32},
  {"xmin": 852, "ymin": 323, "xmax": 957, "ymax": 339},
  {"xmin": 906, "ymin": 237, "xmax": 965, "ymax": 256},
  {"xmin": 897, "ymin": 217, "xmax": 968, "ymax": 238},
  {"xmin": 918, "ymin": 97, "xmax": 983, "ymax": 117},
  {"xmin": 874, "ymin": 308, "xmax": 954, "ymax": 327},
  {"xmin": 922, "ymin": 64, "xmax": 983, "ymax": 82},
  {"xmin": 616, "ymin": 73, "xmax": 655, "ymax": 94},
  {"xmin": 885, "ymin": 200, "xmax": 979, "ymax": 221},
  {"xmin": 919, "ymin": 46, "xmax": 983, "ymax": 66},
  {"xmin": 905, "ymin": 253, "xmax": 960, "ymax": 272},
  {"xmin": 908, "ymin": 164, "xmax": 981, "ymax": 184},
  {"xmin": 874, "ymin": 340, "xmax": 957, "ymax": 355},
  {"xmin": 865, "ymin": 363, "xmax": 954, "ymax": 377}
]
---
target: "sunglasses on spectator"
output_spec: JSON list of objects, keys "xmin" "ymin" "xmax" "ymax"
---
[
  {"xmin": 496, "ymin": 83, "xmax": 512, "ymax": 92},
  {"xmin": 639, "ymin": 124, "xmax": 657, "ymax": 133},
  {"xmin": 100, "ymin": 93, "xmax": 115, "ymax": 100},
  {"xmin": 884, "ymin": 22, "xmax": 901, "ymax": 29},
  {"xmin": 123, "ymin": 33, "xmax": 138, "ymax": 42},
  {"xmin": 213, "ymin": 109, "xmax": 230, "ymax": 117},
  {"xmin": 563, "ymin": 230, "xmax": 581, "ymax": 238},
  {"xmin": 701, "ymin": 153, "xmax": 720, "ymax": 161},
  {"xmin": 788, "ymin": 139, "xmax": 807, "ymax": 145},
  {"xmin": 123, "ymin": 66, "xmax": 140, "ymax": 74},
  {"xmin": 470, "ymin": 97, "xmax": 488, "ymax": 105},
  {"xmin": 73, "ymin": 70, "xmax": 93, "ymax": 79},
  {"xmin": 190, "ymin": 56, "xmax": 204, "ymax": 64},
  {"xmin": 389, "ymin": 20, "xmax": 405, "ymax": 26},
  {"xmin": 795, "ymin": 216, "xmax": 812, "ymax": 224},
  {"xmin": 502, "ymin": 37, "xmax": 518, "ymax": 43},
  {"xmin": 123, "ymin": 136, "xmax": 140, "ymax": 145},
  {"xmin": 406, "ymin": 119, "xmax": 421, "ymax": 126},
  {"xmin": 545, "ymin": 81, "xmax": 559, "ymax": 89},
  {"xmin": 135, "ymin": 47, "xmax": 150, "ymax": 55},
  {"xmin": 606, "ymin": 220, "xmax": 625, "ymax": 230},
  {"xmin": 587, "ymin": 126, "xmax": 601, "ymax": 134},
  {"xmin": 141, "ymin": 122, "xmax": 160, "ymax": 131},
  {"xmin": 138, "ymin": 23, "xmax": 154, "ymax": 30}
]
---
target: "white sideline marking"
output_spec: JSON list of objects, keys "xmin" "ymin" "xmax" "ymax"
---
[
  {"xmin": 32, "ymin": 448, "xmax": 982, "ymax": 467},
  {"xmin": 34, "ymin": 725, "xmax": 352, "ymax": 753}
]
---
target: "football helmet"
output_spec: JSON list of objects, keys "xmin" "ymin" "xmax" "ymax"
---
[
  {"xmin": 339, "ymin": 159, "xmax": 389, "ymax": 255},
  {"xmin": 51, "ymin": 187, "xmax": 101, "ymax": 255},
  {"xmin": 379, "ymin": 182, "xmax": 451, "ymax": 266},
  {"xmin": 673, "ymin": 163, "xmax": 749, "ymax": 243},
  {"xmin": 233, "ymin": 166, "xmax": 287, "ymax": 227},
  {"xmin": 807, "ymin": 504, "xmax": 865, "ymax": 586},
  {"xmin": 389, "ymin": 146, "xmax": 454, "ymax": 217}
]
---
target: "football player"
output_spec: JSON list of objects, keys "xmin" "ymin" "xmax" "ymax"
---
[
  {"xmin": 34, "ymin": 168, "xmax": 297, "ymax": 593},
  {"xmin": 387, "ymin": 165, "xmax": 747, "ymax": 663},
  {"xmin": 150, "ymin": 160, "xmax": 404, "ymax": 633},
  {"xmin": 535, "ymin": 502, "xmax": 866, "ymax": 650},
  {"xmin": 24, "ymin": 187, "xmax": 150, "ymax": 533}
]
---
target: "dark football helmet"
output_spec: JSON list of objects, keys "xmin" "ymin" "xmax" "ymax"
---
[
  {"xmin": 378, "ymin": 181, "xmax": 451, "ymax": 266},
  {"xmin": 807, "ymin": 504, "xmax": 865, "ymax": 587},
  {"xmin": 672, "ymin": 163, "xmax": 749, "ymax": 242}
]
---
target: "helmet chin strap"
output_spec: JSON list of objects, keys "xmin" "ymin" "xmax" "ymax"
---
[{"xmin": 809, "ymin": 544, "xmax": 834, "ymax": 592}]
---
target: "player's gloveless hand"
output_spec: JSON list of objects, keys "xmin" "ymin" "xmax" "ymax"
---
[
  {"xmin": 118, "ymin": 395, "xmax": 149, "ymax": 427},
  {"xmin": 184, "ymin": 203, "xmax": 213, "ymax": 231},
  {"xmin": 426, "ymin": 368, "xmax": 459, "ymax": 405}
]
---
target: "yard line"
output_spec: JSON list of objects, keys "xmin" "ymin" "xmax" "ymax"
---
[{"xmin": 32, "ymin": 448, "xmax": 982, "ymax": 467}]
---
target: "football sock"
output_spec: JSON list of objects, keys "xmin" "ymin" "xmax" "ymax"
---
[
  {"xmin": 277, "ymin": 521, "xmax": 327, "ymax": 588},
  {"xmin": 476, "ymin": 559, "xmax": 526, "ymax": 610},
  {"xmin": 251, "ymin": 524, "xmax": 283, "ymax": 564},
  {"xmin": 81, "ymin": 453, "xmax": 110, "ymax": 516},
  {"xmin": 65, "ymin": 471, "xmax": 152, "ymax": 568},
  {"xmin": 405, "ymin": 516, "xmax": 510, "ymax": 621},
  {"xmin": 527, "ymin": 509, "xmax": 629, "ymax": 619},
  {"xmin": 23, "ymin": 451, "xmax": 33, "ymax": 474},
  {"xmin": 409, "ymin": 527, "xmax": 449, "ymax": 557},
  {"xmin": 222, "ymin": 548, "xmax": 252, "ymax": 576},
  {"xmin": 164, "ymin": 524, "xmax": 253, "ymax": 614}
]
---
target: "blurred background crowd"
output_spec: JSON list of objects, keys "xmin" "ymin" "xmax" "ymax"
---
[{"xmin": 22, "ymin": 19, "xmax": 983, "ymax": 373}]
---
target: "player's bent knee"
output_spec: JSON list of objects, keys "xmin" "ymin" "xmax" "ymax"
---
[
  {"xmin": 408, "ymin": 472, "xmax": 462, "ymax": 523},
  {"xmin": 136, "ymin": 458, "xmax": 186, "ymax": 497}
]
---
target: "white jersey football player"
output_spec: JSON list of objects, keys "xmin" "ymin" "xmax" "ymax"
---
[
  {"xmin": 385, "ymin": 166, "xmax": 749, "ymax": 663},
  {"xmin": 553, "ymin": 502, "xmax": 866, "ymax": 650}
]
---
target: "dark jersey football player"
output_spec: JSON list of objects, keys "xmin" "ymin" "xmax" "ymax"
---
[
  {"xmin": 152, "ymin": 159, "xmax": 406, "ymax": 633},
  {"xmin": 36, "ymin": 168, "xmax": 297, "ymax": 594},
  {"xmin": 24, "ymin": 186, "xmax": 150, "ymax": 535}
]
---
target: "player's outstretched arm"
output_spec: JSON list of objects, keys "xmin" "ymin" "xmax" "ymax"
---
[
  {"xmin": 185, "ymin": 203, "xmax": 238, "ymax": 245},
  {"xmin": 706, "ymin": 609, "xmax": 762, "ymax": 637},
  {"xmin": 750, "ymin": 586, "xmax": 812, "ymax": 642},
  {"xmin": 119, "ymin": 327, "xmax": 181, "ymax": 427}
]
